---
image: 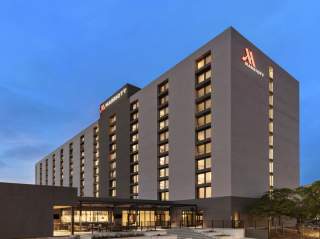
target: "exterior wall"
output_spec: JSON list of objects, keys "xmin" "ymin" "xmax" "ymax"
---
[
  {"xmin": 230, "ymin": 29, "xmax": 299, "ymax": 197},
  {"xmin": 36, "ymin": 122, "xmax": 98, "ymax": 197},
  {"xmin": 35, "ymin": 27, "xmax": 299, "ymax": 203},
  {"xmin": 99, "ymin": 85, "xmax": 140, "ymax": 198},
  {"xmin": 0, "ymin": 182, "xmax": 77, "ymax": 239}
]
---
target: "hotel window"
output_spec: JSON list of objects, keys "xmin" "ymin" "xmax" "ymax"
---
[
  {"xmin": 45, "ymin": 159, "xmax": 48, "ymax": 185},
  {"xmin": 196, "ymin": 84, "xmax": 212, "ymax": 98},
  {"xmin": 196, "ymin": 70, "xmax": 212, "ymax": 84},
  {"xmin": 196, "ymin": 54, "xmax": 211, "ymax": 70},
  {"xmin": 159, "ymin": 81, "xmax": 169, "ymax": 94},
  {"xmin": 60, "ymin": 149, "xmax": 64, "ymax": 186},
  {"xmin": 197, "ymin": 128, "xmax": 211, "ymax": 141},
  {"xmin": 159, "ymin": 168, "xmax": 169, "ymax": 177},
  {"xmin": 131, "ymin": 133, "xmax": 139, "ymax": 142},
  {"xmin": 52, "ymin": 154, "xmax": 56, "ymax": 186},
  {"xmin": 159, "ymin": 180, "xmax": 169, "ymax": 190},
  {"xmin": 195, "ymin": 52, "xmax": 213, "ymax": 199},
  {"xmin": 109, "ymin": 115, "xmax": 117, "ymax": 197},
  {"xmin": 159, "ymin": 155, "xmax": 169, "ymax": 166},
  {"xmin": 159, "ymin": 95, "xmax": 169, "ymax": 105},
  {"xmin": 196, "ymin": 99, "xmax": 211, "ymax": 113},
  {"xmin": 159, "ymin": 119, "xmax": 169, "ymax": 130},
  {"xmin": 39, "ymin": 163, "xmax": 43, "ymax": 185},
  {"xmin": 80, "ymin": 135, "xmax": 85, "ymax": 196},
  {"xmin": 197, "ymin": 157, "xmax": 211, "ymax": 170},
  {"xmin": 268, "ymin": 66, "xmax": 275, "ymax": 191},
  {"xmin": 197, "ymin": 186, "xmax": 211, "ymax": 199},
  {"xmin": 130, "ymin": 101, "xmax": 140, "ymax": 199},
  {"xmin": 159, "ymin": 143, "xmax": 169, "ymax": 154},
  {"xmin": 131, "ymin": 154, "xmax": 139, "ymax": 163},
  {"xmin": 159, "ymin": 131, "xmax": 169, "ymax": 142},
  {"xmin": 110, "ymin": 134, "xmax": 116, "ymax": 142},
  {"xmin": 159, "ymin": 107, "xmax": 169, "ymax": 118},
  {"xmin": 196, "ymin": 143, "xmax": 211, "ymax": 156},
  {"xmin": 197, "ymin": 172, "xmax": 211, "ymax": 185},
  {"xmin": 158, "ymin": 80, "xmax": 170, "ymax": 201},
  {"xmin": 69, "ymin": 143, "xmax": 73, "ymax": 187},
  {"xmin": 196, "ymin": 113, "xmax": 211, "ymax": 127},
  {"xmin": 131, "ymin": 123, "xmax": 138, "ymax": 132},
  {"xmin": 93, "ymin": 126, "xmax": 99, "ymax": 197},
  {"xmin": 131, "ymin": 144, "xmax": 139, "ymax": 152}
]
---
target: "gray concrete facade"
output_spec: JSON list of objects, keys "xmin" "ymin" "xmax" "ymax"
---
[{"xmin": 35, "ymin": 27, "xmax": 299, "ymax": 220}]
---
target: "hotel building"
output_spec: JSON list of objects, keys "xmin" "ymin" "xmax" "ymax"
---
[{"xmin": 34, "ymin": 27, "xmax": 299, "ymax": 230}]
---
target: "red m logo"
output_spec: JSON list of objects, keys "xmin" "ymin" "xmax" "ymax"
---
[{"xmin": 242, "ymin": 48, "xmax": 256, "ymax": 68}]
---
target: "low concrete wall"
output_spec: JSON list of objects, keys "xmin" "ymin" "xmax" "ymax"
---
[{"xmin": 0, "ymin": 182, "xmax": 77, "ymax": 239}]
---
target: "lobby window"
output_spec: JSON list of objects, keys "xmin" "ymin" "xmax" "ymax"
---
[
  {"xmin": 158, "ymin": 80, "xmax": 170, "ymax": 201},
  {"xmin": 130, "ymin": 100, "xmax": 140, "ymax": 199},
  {"xmin": 195, "ymin": 52, "xmax": 213, "ymax": 199},
  {"xmin": 110, "ymin": 134, "xmax": 116, "ymax": 142}
]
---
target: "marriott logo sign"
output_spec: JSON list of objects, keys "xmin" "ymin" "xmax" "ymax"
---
[{"xmin": 241, "ymin": 48, "xmax": 264, "ymax": 78}]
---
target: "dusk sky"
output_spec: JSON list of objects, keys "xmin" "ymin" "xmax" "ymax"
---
[{"xmin": 0, "ymin": 1, "xmax": 319, "ymax": 185}]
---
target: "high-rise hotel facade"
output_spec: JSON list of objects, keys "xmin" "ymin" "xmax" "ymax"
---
[{"xmin": 35, "ymin": 27, "xmax": 299, "ymax": 221}]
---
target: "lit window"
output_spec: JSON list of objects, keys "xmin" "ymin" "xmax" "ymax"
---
[
  {"xmin": 159, "ymin": 180, "xmax": 169, "ymax": 190},
  {"xmin": 196, "ymin": 70, "xmax": 212, "ymax": 84},
  {"xmin": 159, "ymin": 119, "xmax": 169, "ymax": 130},
  {"xmin": 269, "ymin": 175, "xmax": 274, "ymax": 187},
  {"xmin": 196, "ymin": 99, "xmax": 211, "ymax": 113},
  {"xmin": 197, "ymin": 113, "xmax": 211, "ymax": 127},
  {"xmin": 131, "ymin": 112, "xmax": 138, "ymax": 121},
  {"xmin": 159, "ymin": 168, "xmax": 169, "ymax": 177},
  {"xmin": 110, "ymin": 134, "xmax": 116, "ymax": 142},
  {"xmin": 160, "ymin": 191, "xmax": 169, "ymax": 201},
  {"xmin": 110, "ymin": 115, "xmax": 117, "ymax": 124},
  {"xmin": 197, "ymin": 128, "xmax": 211, "ymax": 141},
  {"xmin": 131, "ymin": 101, "xmax": 139, "ymax": 110},
  {"xmin": 110, "ymin": 152, "xmax": 116, "ymax": 161},
  {"xmin": 159, "ymin": 107, "xmax": 169, "ymax": 118},
  {"xmin": 159, "ymin": 95, "xmax": 169, "ymax": 105},
  {"xmin": 159, "ymin": 143, "xmax": 169, "ymax": 154},
  {"xmin": 269, "ymin": 109, "xmax": 274, "ymax": 120},
  {"xmin": 269, "ymin": 95, "xmax": 273, "ymax": 106},
  {"xmin": 131, "ymin": 134, "xmax": 139, "ymax": 142},
  {"xmin": 269, "ymin": 81, "xmax": 274, "ymax": 93},
  {"xmin": 110, "ymin": 143, "xmax": 116, "ymax": 151},
  {"xmin": 269, "ymin": 66, "xmax": 274, "ymax": 79},
  {"xmin": 197, "ymin": 172, "xmax": 211, "ymax": 185},
  {"xmin": 269, "ymin": 135, "xmax": 273, "ymax": 146},
  {"xmin": 269, "ymin": 148, "xmax": 274, "ymax": 160},
  {"xmin": 131, "ymin": 123, "xmax": 138, "ymax": 132},
  {"xmin": 159, "ymin": 82, "xmax": 169, "ymax": 93},
  {"xmin": 131, "ymin": 144, "xmax": 139, "ymax": 152},
  {"xmin": 132, "ymin": 164, "xmax": 139, "ymax": 173},
  {"xmin": 269, "ymin": 122, "xmax": 273, "ymax": 133},
  {"xmin": 159, "ymin": 131, "xmax": 169, "ymax": 142},
  {"xmin": 269, "ymin": 161, "xmax": 274, "ymax": 174},
  {"xmin": 131, "ymin": 154, "xmax": 139, "ymax": 163},
  {"xmin": 197, "ymin": 157, "xmax": 211, "ymax": 170},
  {"xmin": 196, "ymin": 54, "xmax": 211, "ymax": 70},
  {"xmin": 159, "ymin": 155, "xmax": 169, "ymax": 165},
  {"xmin": 110, "ymin": 125, "xmax": 116, "ymax": 133},
  {"xmin": 196, "ymin": 84, "xmax": 212, "ymax": 98},
  {"xmin": 196, "ymin": 143, "xmax": 211, "ymax": 156},
  {"xmin": 111, "ymin": 189, "xmax": 116, "ymax": 197}
]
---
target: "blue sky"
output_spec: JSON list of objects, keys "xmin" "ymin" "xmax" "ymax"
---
[{"xmin": 0, "ymin": 0, "xmax": 319, "ymax": 185}]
